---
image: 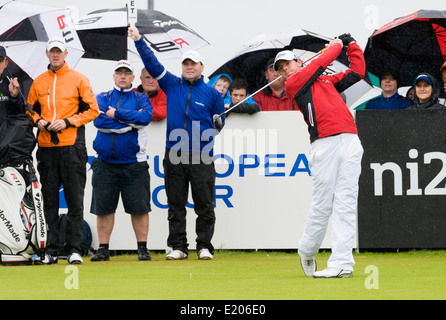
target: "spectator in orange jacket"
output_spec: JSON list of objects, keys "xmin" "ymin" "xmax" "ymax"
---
[
  {"xmin": 27, "ymin": 36, "xmax": 99, "ymax": 265},
  {"xmin": 136, "ymin": 67, "xmax": 167, "ymax": 121}
]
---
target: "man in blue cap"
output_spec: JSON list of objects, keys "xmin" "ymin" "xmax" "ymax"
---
[{"xmin": 407, "ymin": 73, "xmax": 445, "ymax": 110}]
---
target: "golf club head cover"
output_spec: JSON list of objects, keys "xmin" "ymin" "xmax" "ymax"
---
[
  {"xmin": 338, "ymin": 33, "xmax": 355, "ymax": 46},
  {"xmin": 213, "ymin": 114, "xmax": 223, "ymax": 131}
]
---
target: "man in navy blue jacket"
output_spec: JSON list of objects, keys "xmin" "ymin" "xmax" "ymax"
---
[
  {"xmin": 129, "ymin": 26, "xmax": 225, "ymax": 260},
  {"xmin": 365, "ymin": 72, "xmax": 411, "ymax": 110},
  {"xmin": 90, "ymin": 60, "xmax": 153, "ymax": 262}
]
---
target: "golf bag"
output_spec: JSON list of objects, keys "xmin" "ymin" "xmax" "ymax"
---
[{"xmin": 0, "ymin": 114, "xmax": 47, "ymax": 266}]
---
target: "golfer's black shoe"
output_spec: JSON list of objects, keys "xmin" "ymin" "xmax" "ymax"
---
[
  {"xmin": 34, "ymin": 253, "xmax": 58, "ymax": 265},
  {"xmin": 138, "ymin": 246, "xmax": 152, "ymax": 261},
  {"xmin": 91, "ymin": 247, "xmax": 110, "ymax": 261}
]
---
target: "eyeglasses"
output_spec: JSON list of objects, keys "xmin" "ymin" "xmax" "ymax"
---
[{"xmin": 114, "ymin": 70, "xmax": 133, "ymax": 76}]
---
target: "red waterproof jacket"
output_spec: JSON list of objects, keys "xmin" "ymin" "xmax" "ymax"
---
[{"xmin": 284, "ymin": 42, "xmax": 365, "ymax": 142}]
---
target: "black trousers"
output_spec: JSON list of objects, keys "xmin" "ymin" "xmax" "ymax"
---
[
  {"xmin": 36, "ymin": 145, "xmax": 87, "ymax": 255},
  {"xmin": 163, "ymin": 149, "xmax": 216, "ymax": 254}
]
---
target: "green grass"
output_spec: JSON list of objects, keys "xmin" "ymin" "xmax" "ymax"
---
[{"xmin": 1, "ymin": 250, "xmax": 445, "ymax": 300}]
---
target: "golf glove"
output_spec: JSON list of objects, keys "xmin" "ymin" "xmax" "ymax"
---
[{"xmin": 338, "ymin": 33, "xmax": 355, "ymax": 46}]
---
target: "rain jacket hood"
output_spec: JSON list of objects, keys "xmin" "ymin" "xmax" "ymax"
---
[
  {"xmin": 207, "ymin": 73, "xmax": 233, "ymax": 105},
  {"xmin": 410, "ymin": 73, "xmax": 445, "ymax": 109}
]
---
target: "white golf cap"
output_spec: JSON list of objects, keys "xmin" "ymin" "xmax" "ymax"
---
[
  {"xmin": 114, "ymin": 60, "xmax": 134, "ymax": 73},
  {"xmin": 273, "ymin": 50, "xmax": 298, "ymax": 71},
  {"xmin": 182, "ymin": 50, "xmax": 203, "ymax": 63},
  {"xmin": 47, "ymin": 36, "xmax": 67, "ymax": 51}
]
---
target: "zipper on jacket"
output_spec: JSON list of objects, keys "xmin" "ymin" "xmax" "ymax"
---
[
  {"xmin": 112, "ymin": 92, "xmax": 124, "ymax": 163},
  {"xmin": 52, "ymin": 73, "xmax": 57, "ymax": 123},
  {"xmin": 180, "ymin": 83, "xmax": 193, "ymax": 153},
  {"xmin": 47, "ymin": 87, "xmax": 50, "ymax": 111}
]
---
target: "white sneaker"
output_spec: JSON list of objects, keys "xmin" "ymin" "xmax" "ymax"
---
[
  {"xmin": 300, "ymin": 257, "xmax": 316, "ymax": 277},
  {"xmin": 198, "ymin": 249, "xmax": 213, "ymax": 260},
  {"xmin": 313, "ymin": 267, "xmax": 353, "ymax": 278},
  {"xmin": 68, "ymin": 252, "xmax": 83, "ymax": 265},
  {"xmin": 166, "ymin": 250, "xmax": 187, "ymax": 260}
]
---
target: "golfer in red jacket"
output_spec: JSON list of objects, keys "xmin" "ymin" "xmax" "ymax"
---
[{"xmin": 274, "ymin": 34, "xmax": 364, "ymax": 278}]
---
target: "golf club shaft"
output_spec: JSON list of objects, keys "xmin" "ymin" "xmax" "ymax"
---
[
  {"xmin": 217, "ymin": 46, "xmax": 327, "ymax": 119},
  {"xmin": 302, "ymin": 47, "xmax": 327, "ymax": 64},
  {"xmin": 218, "ymin": 75, "xmax": 283, "ymax": 117}
]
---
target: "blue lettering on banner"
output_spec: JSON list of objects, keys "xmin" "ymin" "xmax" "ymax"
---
[
  {"xmin": 153, "ymin": 155, "xmax": 164, "ymax": 178},
  {"xmin": 239, "ymin": 154, "xmax": 260, "ymax": 177},
  {"xmin": 61, "ymin": 154, "xmax": 310, "ymax": 210},
  {"xmin": 149, "ymin": 153, "xmax": 311, "ymax": 209},
  {"xmin": 214, "ymin": 154, "xmax": 234, "ymax": 178},
  {"xmin": 290, "ymin": 154, "xmax": 311, "ymax": 176},
  {"xmin": 152, "ymin": 185, "xmax": 234, "ymax": 209},
  {"xmin": 265, "ymin": 154, "xmax": 285, "ymax": 177}
]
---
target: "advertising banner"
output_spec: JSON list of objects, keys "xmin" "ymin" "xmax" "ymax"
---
[
  {"xmin": 79, "ymin": 111, "xmax": 338, "ymax": 251},
  {"xmin": 357, "ymin": 110, "xmax": 446, "ymax": 249}
]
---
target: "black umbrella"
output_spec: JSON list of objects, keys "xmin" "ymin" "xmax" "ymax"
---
[
  {"xmin": 75, "ymin": 7, "xmax": 209, "ymax": 61},
  {"xmin": 209, "ymin": 29, "xmax": 332, "ymax": 93},
  {"xmin": 210, "ymin": 28, "xmax": 372, "ymax": 106},
  {"xmin": 364, "ymin": 10, "xmax": 446, "ymax": 87}
]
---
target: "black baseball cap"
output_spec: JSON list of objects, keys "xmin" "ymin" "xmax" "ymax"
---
[{"xmin": 0, "ymin": 46, "xmax": 7, "ymax": 59}]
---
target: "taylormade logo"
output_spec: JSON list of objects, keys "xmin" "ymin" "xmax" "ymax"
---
[
  {"xmin": 0, "ymin": 209, "xmax": 21, "ymax": 243},
  {"xmin": 34, "ymin": 191, "xmax": 46, "ymax": 239},
  {"xmin": 152, "ymin": 20, "xmax": 179, "ymax": 27}
]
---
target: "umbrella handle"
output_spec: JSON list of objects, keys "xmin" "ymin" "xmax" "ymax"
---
[{"xmin": 5, "ymin": 67, "xmax": 34, "ymax": 116}]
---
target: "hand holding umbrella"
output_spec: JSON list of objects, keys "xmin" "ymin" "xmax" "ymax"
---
[
  {"xmin": 7, "ymin": 76, "xmax": 19, "ymax": 98},
  {"xmin": 128, "ymin": 25, "xmax": 141, "ymax": 41}
]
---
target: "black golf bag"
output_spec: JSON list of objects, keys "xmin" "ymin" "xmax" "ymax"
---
[{"xmin": 0, "ymin": 114, "xmax": 47, "ymax": 265}]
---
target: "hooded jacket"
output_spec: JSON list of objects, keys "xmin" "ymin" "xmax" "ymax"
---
[
  {"xmin": 134, "ymin": 38, "xmax": 225, "ymax": 155},
  {"xmin": 207, "ymin": 73, "xmax": 232, "ymax": 105},
  {"xmin": 93, "ymin": 85, "xmax": 152, "ymax": 164},
  {"xmin": 407, "ymin": 73, "xmax": 446, "ymax": 110}
]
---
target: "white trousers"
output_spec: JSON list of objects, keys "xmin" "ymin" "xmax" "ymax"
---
[{"xmin": 298, "ymin": 133, "xmax": 363, "ymax": 271}]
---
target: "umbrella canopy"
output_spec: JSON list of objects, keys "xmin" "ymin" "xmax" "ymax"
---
[
  {"xmin": 364, "ymin": 10, "xmax": 446, "ymax": 87},
  {"xmin": 75, "ymin": 7, "xmax": 209, "ymax": 61},
  {"xmin": 0, "ymin": 1, "xmax": 84, "ymax": 96},
  {"xmin": 0, "ymin": 1, "xmax": 84, "ymax": 80},
  {"xmin": 209, "ymin": 28, "xmax": 373, "ymax": 107}
]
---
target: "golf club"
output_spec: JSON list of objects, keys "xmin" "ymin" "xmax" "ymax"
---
[
  {"xmin": 212, "ymin": 46, "xmax": 328, "ymax": 129},
  {"xmin": 215, "ymin": 75, "xmax": 283, "ymax": 117}
]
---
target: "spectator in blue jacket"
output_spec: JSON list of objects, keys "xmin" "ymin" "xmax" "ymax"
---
[
  {"xmin": 365, "ymin": 71, "xmax": 411, "ymax": 110},
  {"xmin": 90, "ymin": 60, "xmax": 153, "ymax": 262},
  {"xmin": 129, "ymin": 26, "xmax": 225, "ymax": 261},
  {"xmin": 207, "ymin": 73, "xmax": 232, "ymax": 107}
]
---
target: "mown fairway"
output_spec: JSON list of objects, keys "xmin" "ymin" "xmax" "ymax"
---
[{"xmin": 1, "ymin": 250, "xmax": 445, "ymax": 300}]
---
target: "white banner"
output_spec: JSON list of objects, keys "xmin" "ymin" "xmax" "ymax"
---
[{"xmin": 78, "ymin": 111, "xmax": 340, "ymax": 251}]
